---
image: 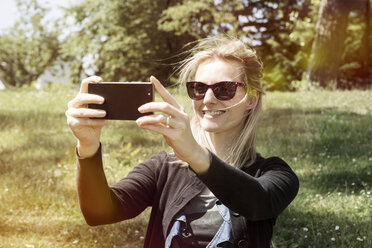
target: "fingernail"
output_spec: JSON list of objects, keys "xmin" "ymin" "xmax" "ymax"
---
[{"xmin": 150, "ymin": 75, "xmax": 158, "ymax": 83}]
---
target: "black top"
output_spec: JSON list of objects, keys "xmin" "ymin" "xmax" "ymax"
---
[
  {"xmin": 179, "ymin": 194, "xmax": 223, "ymax": 247},
  {"xmin": 77, "ymin": 147, "xmax": 299, "ymax": 248}
]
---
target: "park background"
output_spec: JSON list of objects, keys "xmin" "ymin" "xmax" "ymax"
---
[{"xmin": 0, "ymin": 0, "xmax": 371, "ymax": 247}]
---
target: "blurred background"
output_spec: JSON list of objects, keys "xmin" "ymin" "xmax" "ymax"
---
[
  {"xmin": 0, "ymin": 1, "xmax": 371, "ymax": 248},
  {"xmin": 0, "ymin": 0, "xmax": 371, "ymax": 90}
]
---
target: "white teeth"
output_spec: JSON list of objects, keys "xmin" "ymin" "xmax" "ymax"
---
[{"xmin": 202, "ymin": 110, "xmax": 225, "ymax": 116}]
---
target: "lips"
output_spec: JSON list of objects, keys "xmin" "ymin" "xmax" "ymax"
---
[{"xmin": 202, "ymin": 110, "xmax": 226, "ymax": 118}]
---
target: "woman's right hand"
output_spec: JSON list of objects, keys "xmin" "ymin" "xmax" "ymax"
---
[{"xmin": 66, "ymin": 76, "xmax": 108, "ymax": 158}]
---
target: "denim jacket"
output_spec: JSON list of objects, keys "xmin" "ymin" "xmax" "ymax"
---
[{"xmin": 165, "ymin": 201, "xmax": 234, "ymax": 248}]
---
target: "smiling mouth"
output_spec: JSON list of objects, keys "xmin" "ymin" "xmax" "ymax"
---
[{"xmin": 202, "ymin": 110, "xmax": 226, "ymax": 118}]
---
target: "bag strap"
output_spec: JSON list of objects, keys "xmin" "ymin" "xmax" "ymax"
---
[{"xmin": 229, "ymin": 210, "xmax": 249, "ymax": 245}]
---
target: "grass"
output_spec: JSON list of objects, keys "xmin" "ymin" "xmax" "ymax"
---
[
  {"xmin": 0, "ymin": 86, "xmax": 371, "ymax": 247},
  {"xmin": 259, "ymin": 91, "xmax": 372, "ymax": 248}
]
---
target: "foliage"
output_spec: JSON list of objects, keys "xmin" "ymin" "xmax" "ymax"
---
[
  {"xmin": 231, "ymin": 0, "xmax": 314, "ymax": 90},
  {"xmin": 0, "ymin": 88, "xmax": 371, "ymax": 247},
  {"xmin": 1, "ymin": 0, "xmax": 370, "ymax": 90},
  {"xmin": 160, "ymin": 0, "xmax": 372, "ymax": 90},
  {"xmin": 261, "ymin": 1, "xmax": 316, "ymax": 90},
  {"xmin": 60, "ymin": 0, "xmax": 319, "ymax": 89},
  {"xmin": 61, "ymin": 0, "xmax": 186, "ymax": 85},
  {"xmin": 338, "ymin": 9, "xmax": 372, "ymax": 89},
  {"xmin": 0, "ymin": 0, "xmax": 59, "ymax": 87},
  {"xmin": 306, "ymin": 0, "xmax": 372, "ymax": 89},
  {"xmin": 58, "ymin": 0, "xmax": 371, "ymax": 90},
  {"xmin": 158, "ymin": 0, "xmax": 316, "ymax": 90},
  {"xmin": 158, "ymin": 0, "xmax": 240, "ymax": 38}
]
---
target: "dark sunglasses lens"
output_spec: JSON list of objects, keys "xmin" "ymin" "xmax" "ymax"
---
[
  {"xmin": 213, "ymin": 81, "xmax": 237, "ymax": 100},
  {"xmin": 186, "ymin": 81, "xmax": 240, "ymax": 100},
  {"xmin": 186, "ymin": 82, "xmax": 206, "ymax": 100}
]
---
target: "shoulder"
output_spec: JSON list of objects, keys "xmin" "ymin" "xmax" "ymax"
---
[
  {"xmin": 131, "ymin": 151, "xmax": 191, "ymax": 177},
  {"xmin": 243, "ymin": 154, "xmax": 296, "ymax": 177},
  {"xmin": 243, "ymin": 154, "xmax": 299, "ymax": 201},
  {"xmin": 143, "ymin": 151, "xmax": 187, "ymax": 169}
]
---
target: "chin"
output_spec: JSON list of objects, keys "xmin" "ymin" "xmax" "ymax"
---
[{"xmin": 200, "ymin": 121, "xmax": 223, "ymax": 133}]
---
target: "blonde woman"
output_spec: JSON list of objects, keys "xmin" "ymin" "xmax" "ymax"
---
[{"xmin": 66, "ymin": 36, "xmax": 299, "ymax": 248}]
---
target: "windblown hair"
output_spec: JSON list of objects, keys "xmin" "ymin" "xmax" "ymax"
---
[{"xmin": 177, "ymin": 36, "xmax": 264, "ymax": 168}]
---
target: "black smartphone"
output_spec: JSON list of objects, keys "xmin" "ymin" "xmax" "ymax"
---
[{"xmin": 88, "ymin": 82, "xmax": 154, "ymax": 120}]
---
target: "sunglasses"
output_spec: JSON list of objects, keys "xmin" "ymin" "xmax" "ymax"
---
[{"xmin": 186, "ymin": 81, "xmax": 244, "ymax": 100}]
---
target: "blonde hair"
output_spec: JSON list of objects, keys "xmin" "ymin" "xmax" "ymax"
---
[{"xmin": 177, "ymin": 36, "xmax": 264, "ymax": 168}]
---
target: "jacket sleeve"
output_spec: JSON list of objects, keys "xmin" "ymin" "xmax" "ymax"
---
[
  {"xmin": 109, "ymin": 151, "xmax": 166, "ymax": 219},
  {"xmin": 197, "ymin": 152, "xmax": 299, "ymax": 221}
]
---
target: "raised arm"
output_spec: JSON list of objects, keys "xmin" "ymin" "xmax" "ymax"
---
[
  {"xmin": 198, "ymin": 152, "xmax": 299, "ymax": 221},
  {"xmin": 66, "ymin": 76, "xmax": 124, "ymax": 225},
  {"xmin": 76, "ymin": 146, "xmax": 125, "ymax": 226}
]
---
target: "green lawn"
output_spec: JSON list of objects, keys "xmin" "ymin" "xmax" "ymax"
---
[{"xmin": 0, "ymin": 86, "xmax": 371, "ymax": 247}]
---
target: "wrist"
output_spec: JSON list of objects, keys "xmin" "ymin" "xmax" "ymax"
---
[
  {"xmin": 77, "ymin": 140, "xmax": 100, "ymax": 159},
  {"xmin": 188, "ymin": 145, "xmax": 210, "ymax": 174}
]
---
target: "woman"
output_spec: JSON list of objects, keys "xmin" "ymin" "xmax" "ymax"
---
[{"xmin": 66, "ymin": 37, "xmax": 299, "ymax": 248}]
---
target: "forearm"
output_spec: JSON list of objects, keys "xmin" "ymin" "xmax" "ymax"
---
[
  {"xmin": 198, "ymin": 152, "xmax": 299, "ymax": 221},
  {"xmin": 198, "ymin": 157, "xmax": 271, "ymax": 220},
  {"xmin": 76, "ymin": 145, "xmax": 124, "ymax": 226}
]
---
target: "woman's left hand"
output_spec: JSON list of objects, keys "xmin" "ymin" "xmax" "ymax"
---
[{"xmin": 136, "ymin": 76, "xmax": 210, "ymax": 174}]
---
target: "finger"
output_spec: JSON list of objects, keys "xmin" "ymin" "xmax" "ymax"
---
[
  {"xmin": 136, "ymin": 114, "xmax": 183, "ymax": 129},
  {"xmin": 68, "ymin": 93, "xmax": 105, "ymax": 108},
  {"xmin": 150, "ymin": 76, "xmax": 181, "ymax": 109},
  {"xmin": 66, "ymin": 108, "xmax": 106, "ymax": 118},
  {"xmin": 67, "ymin": 116, "xmax": 108, "ymax": 127},
  {"xmin": 138, "ymin": 101, "xmax": 185, "ymax": 120},
  {"xmin": 80, "ymin": 76, "xmax": 103, "ymax": 93},
  {"xmin": 137, "ymin": 123, "xmax": 174, "ymax": 137}
]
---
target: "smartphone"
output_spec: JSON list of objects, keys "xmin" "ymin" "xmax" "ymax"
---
[{"xmin": 88, "ymin": 82, "xmax": 153, "ymax": 120}]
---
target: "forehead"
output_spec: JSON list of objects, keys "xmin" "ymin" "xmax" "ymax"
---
[{"xmin": 195, "ymin": 58, "xmax": 244, "ymax": 83}]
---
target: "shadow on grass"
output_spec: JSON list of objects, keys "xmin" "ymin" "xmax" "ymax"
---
[
  {"xmin": 261, "ymin": 107, "xmax": 371, "ymax": 151},
  {"xmin": 301, "ymin": 168, "xmax": 371, "ymax": 194},
  {"xmin": 258, "ymin": 106, "xmax": 372, "ymax": 247},
  {"xmin": 273, "ymin": 206, "xmax": 371, "ymax": 248},
  {"xmin": 0, "ymin": 132, "xmax": 74, "ymax": 174},
  {"xmin": 1, "ymin": 97, "xmax": 370, "ymax": 247}
]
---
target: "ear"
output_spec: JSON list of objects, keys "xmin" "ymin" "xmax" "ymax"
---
[{"xmin": 245, "ymin": 90, "xmax": 258, "ymax": 111}]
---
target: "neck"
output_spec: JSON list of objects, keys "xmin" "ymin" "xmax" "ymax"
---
[{"xmin": 204, "ymin": 128, "xmax": 240, "ymax": 159}]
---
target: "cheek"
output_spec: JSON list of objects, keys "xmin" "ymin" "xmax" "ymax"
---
[{"xmin": 192, "ymin": 100, "xmax": 201, "ymax": 113}]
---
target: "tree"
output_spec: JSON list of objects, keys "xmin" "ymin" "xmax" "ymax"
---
[
  {"xmin": 158, "ymin": 0, "xmax": 240, "ymax": 38},
  {"xmin": 307, "ymin": 0, "xmax": 372, "ymax": 88},
  {"xmin": 336, "ymin": 0, "xmax": 372, "ymax": 89},
  {"xmin": 158, "ymin": 0, "xmax": 313, "ymax": 90},
  {"xmin": 307, "ymin": 0, "xmax": 356, "ymax": 87},
  {"xmin": 0, "ymin": 0, "xmax": 59, "ymax": 87},
  {"xmin": 61, "ymin": 0, "xmax": 186, "ymax": 85},
  {"xmin": 247, "ymin": 1, "xmax": 313, "ymax": 90},
  {"xmin": 61, "ymin": 0, "xmax": 316, "ymax": 89}
]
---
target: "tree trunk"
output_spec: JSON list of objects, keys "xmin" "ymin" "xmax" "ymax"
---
[
  {"xmin": 364, "ymin": 0, "xmax": 371, "ymax": 69},
  {"xmin": 307, "ymin": 0, "xmax": 352, "ymax": 87}
]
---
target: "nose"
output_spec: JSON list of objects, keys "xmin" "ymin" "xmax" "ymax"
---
[{"xmin": 203, "ymin": 88, "xmax": 217, "ymax": 105}]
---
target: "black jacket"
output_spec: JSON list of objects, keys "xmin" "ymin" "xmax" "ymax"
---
[
  {"xmin": 78, "ymin": 147, "xmax": 299, "ymax": 247},
  {"xmin": 94, "ymin": 150, "xmax": 300, "ymax": 248}
]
